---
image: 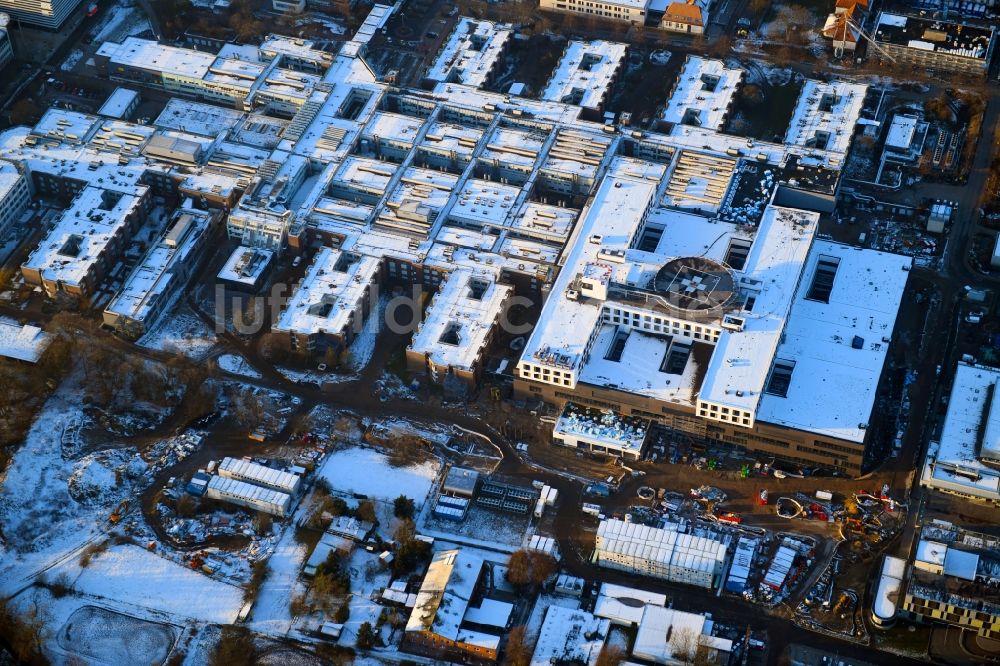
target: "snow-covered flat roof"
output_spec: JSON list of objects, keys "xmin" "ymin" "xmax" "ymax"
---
[
  {"xmin": 106, "ymin": 208, "xmax": 215, "ymax": 325},
  {"xmin": 698, "ymin": 205, "xmax": 819, "ymax": 420},
  {"xmin": 425, "ymin": 17, "xmax": 512, "ymax": 88},
  {"xmin": 784, "ymin": 79, "xmax": 867, "ymax": 157},
  {"xmin": 259, "ymin": 34, "xmax": 334, "ymax": 68},
  {"xmin": 541, "ymin": 40, "xmax": 627, "ymax": 111},
  {"xmin": 405, "ymin": 549, "xmax": 483, "ymax": 639},
  {"xmin": 0, "ymin": 319, "xmax": 52, "ymax": 363},
  {"xmin": 0, "ymin": 160, "xmax": 24, "ymax": 200},
  {"xmin": 662, "ymin": 56, "xmax": 743, "ymax": 132},
  {"xmin": 311, "ymin": 197, "xmax": 374, "ymax": 231},
  {"xmin": 530, "ymin": 605, "xmax": 610, "ymax": 666},
  {"xmin": 32, "ymin": 108, "xmax": 100, "ymax": 144},
  {"xmin": 432, "ymin": 82, "xmax": 586, "ymax": 125},
  {"xmin": 153, "ymin": 98, "xmax": 245, "ymax": 137},
  {"xmin": 646, "ymin": 208, "xmax": 747, "ymax": 261},
  {"xmin": 886, "ymin": 114, "xmax": 918, "ymax": 150},
  {"xmin": 98, "ymin": 37, "xmax": 217, "ymax": 79},
  {"xmin": 594, "ymin": 583, "xmax": 666, "ymax": 626},
  {"xmin": 420, "ymin": 121, "xmax": 483, "ymax": 160},
  {"xmin": 217, "ymin": 245, "xmax": 273, "ymax": 285},
  {"xmin": 519, "ymin": 157, "xmax": 666, "ymax": 377},
  {"xmin": 874, "ymin": 557, "xmax": 905, "ymax": 622},
  {"xmin": 331, "ymin": 156, "xmax": 398, "ymax": 197},
  {"xmin": 577, "ymin": 326, "xmax": 705, "ymax": 405},
  {"xmin": 756, "ymin": 242, "xmax": 911, "ymax": 442},
  {"xmin": 480, "ymin": 126, "xmax": 547, "ymax": 169},
  {"xmin": 273, "ymin": 247, "xmax": 380, "ymax": 337},
  {"xmin": 97, "ymin": 88, "xmax": 139, "ymax": 119},
  {"xmin": 408, "ymin": 268, "xmax": 512, "ymax": 372},
  {"xmin": 920, "ymin": 363, "xmax": 1000, "ymax": 502},
  {"xmin": 633, "ymin": 605, "xmax": 730, "ymax": 663},
  {"xmin": 450, "ymin": 179, "xmax": 520, "ymax": 227},
  {"xmin": 508, "ymin": 202, "xmax": 578, "ymax": 243},
  {"xmin": 463, "ymin": 598, "xmax": 513, "ymax": 629},
  {"xmin": 23, "ymin": 184, "xmax": 149, "ymax": 289}
]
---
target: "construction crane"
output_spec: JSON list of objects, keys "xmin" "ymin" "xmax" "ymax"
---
[{"xmin": 829, "ymin": 14, "xmax": 897, "ymax": 63}]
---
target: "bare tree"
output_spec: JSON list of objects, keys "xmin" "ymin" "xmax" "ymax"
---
[{"xmin": 502, "ymin": 625, "xmax": 532, "ymax": 666}]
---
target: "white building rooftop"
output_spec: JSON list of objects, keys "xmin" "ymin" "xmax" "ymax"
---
[
  {"xmin": 217, "ymin": 246, "xmax": 274, "ymax": 286},
  {"xmin": 408, "ymin": 268, "xmax": 512, "ymax": 373},
  {"xmin": 450, "ymin": 179, "xmax": 520, "ymax": 228},
  {"xmin": 105, "ymin": 208, "xmax": 215, "ymax": 327},
  {"xmin": 97, "ymin": 88, "xmax": 139, "ymax": 119},
  {"xmin": 756, "ymin": 242, "xmax": 912, "ymax": 442},
  {"xmin": 273, "ymin": 247, "xmax": 380, "ymax": 337},
  {"xmin": 785, "ymin": 79, "xmax": 867, "ymax": 158},
  {"xmin": 530, "ymin": 605, "xmax": 609, "ymax": 666},
  {"xmin": 405, "ymin": 549, "xmax": 483, "ymax": 639},
  {"xmin": 98, "ymin": 37, "xmax": 217, "ymax": 80},
  {"xmin": 0, "ymin": 319, "xmax": 52, "ymax": 363},
  {"xmin": 23, "ymin": 185, "xmax": 148, "ymax": 290},
  {"xmin": 920, "ymin": 362, "xmax": 1000, "ymax": 502},
  {"xmin": 633, "ymin": 605, "xmax": 733, "ymax": 663},
  {"xmin": 153, "ymin": 98, "xmax": 246, "ymax": 136},
  {"xmin": 541, "ymin": 40, "xmax": 627, "ymax": 111},
  {"xmin": 425, "ymin": 17, "xmax": 512, "ymax": 88},
  {"xmin": 661, "ymin": 56, "xmax": 743, "ymax": 132}
]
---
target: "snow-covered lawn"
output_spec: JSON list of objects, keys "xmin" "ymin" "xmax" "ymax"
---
[
  {"xmin": 56, "ymin": 604, "xmax": 177, "ymax": 665},
  {"xmin": 247, "ymin": 519, "xmax": 308, "ymax": 636},
  {"xmin": 90, "ymin": 5, "xmax": 152, "ymax": 43},
  {"xmin": 139, "ymin": 306, "xmax": 217, "ymax": 358},
  {"xmin": 0, "ymin": 398, "xmax": 107, "ymax": 596},
  {"xmin": 317, "ymin": 447, "xmax": 440, "ymax": 507},
  {"xmin": 217, "ymin": 353, "xmax": 262, "ymax": 379},
  {"xmin": 66, "ymin": 544, "xmax": 244, "ymax": 624}
]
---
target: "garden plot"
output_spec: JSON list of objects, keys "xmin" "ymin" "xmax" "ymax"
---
[
  {"xmin": 65, "ymin": 544, "xmax": 244, "ymax": 624},
  {"xmin": 57, "ymin": 605, "xmax": 177, "ymax": 666},
  {"xmin": 316, "ymin": 447, "xmax": 440, "ymax": 507}
]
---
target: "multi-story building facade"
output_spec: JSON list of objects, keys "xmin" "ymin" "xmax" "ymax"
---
[
  {"xmin": 539, "ymin": 0, "xmax": 649, "ymax": 25},
  {"xmin": 898, "ymin": 522, "xmax": 1000, "ymax": 640},
  {"xmin": 873, "ymin": 13, "xmax": 996, "ymax": 76},
  {"xmin": 0, "ymin": 159, "xmax": 31, "ymax": 238},
  {"xmin": 0, "ymin": 23, "xmax": 13, "ymax": 70},
  {"xmin": 0, "ymin": 0, "xmax": 81, "ymax": 30}
]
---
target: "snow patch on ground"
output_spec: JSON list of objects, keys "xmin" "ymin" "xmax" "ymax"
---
[
  {"xmin": 0, "ymin": 398, "xmax": 105, "ymax": 594},
  {"xmin": 317, "ymin": 447, "xmax": 440, "ymax": 507},
  {"xmin": 294, "ymin": 15, "xmax": 348, "ymax": 35},
  {"xmin": 139, "ymin": 306, "xmax": 217, "ymax": 358},
  {"xmin": 91, "ymin": 5, "xmax": 151, "ymax": 43},
  {"xmin": 68, "ymin": 448, "xmax": 148, "ymax": 506},
  {"xmin": 61, "ymin": 49, "xmax": 84, "ymax": 72},
  {"xmin": 217, "ymin": 353, "xmax": 262, "ymax": 379},
  {"xmin": 64, "ymin": 544, "xmax": 244, "ymax": 624}
]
